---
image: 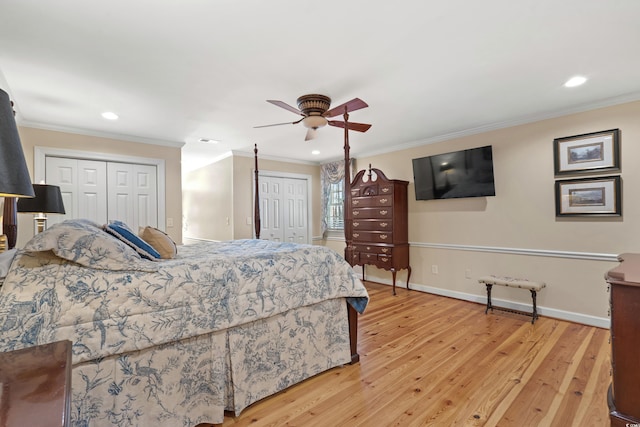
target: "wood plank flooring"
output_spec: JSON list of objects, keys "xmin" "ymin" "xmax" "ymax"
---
[{"xmin": 221, "ymin": 281, "xmax": 610, "ymax": 426}]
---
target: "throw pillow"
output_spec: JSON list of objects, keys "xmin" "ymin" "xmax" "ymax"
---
[
  {"xmin": 104, "ymin": 220, "xmax": 161, "ymax": 260},
  {"xmin": 140, "ymin": 226, "xmax": 177, "ymax": 259}
]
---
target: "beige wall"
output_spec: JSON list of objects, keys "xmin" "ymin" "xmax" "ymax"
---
[
  {"xmin": 183, "ymin": 155, "xmax": 234, "ymax": 241},
  {"xmin": 10, "ymin": 126, "xmax": 183, "ymax": 245},
  {"xmin": 348, "ymin": 100, "xmax": 640, "ymax": 327}
]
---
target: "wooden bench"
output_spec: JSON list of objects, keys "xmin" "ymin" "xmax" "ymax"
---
[{"xmin": 478, "ymin": 275, "xmax": 546, "ymax": 324}]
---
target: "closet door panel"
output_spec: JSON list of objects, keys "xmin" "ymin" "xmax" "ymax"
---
[
  {"xmin": 134, "ymin": 165, "xmax": 158, "ymax": 229},
  {"xmin": 78, "ymin": 160, "xmax": 107, "ymax": 225},
  {"xmin": 45, "ymin": 157, "xmax": 107, "ymax": 226},
  {"xmin": 107, "ymin": 163, "xmax": 134, "ymax": 226},
  {"xmin": 283, "ymin": 178, "xmax": 308, "ymax": 244}
]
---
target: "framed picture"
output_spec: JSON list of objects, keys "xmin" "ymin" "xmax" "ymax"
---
[
  {"xmin": 555, "ymin": 175, "xmax": 621, "ymax": 217},
  {"xmin": 553, "ymin": 129, "xmax": 620, "ymax": 176}
]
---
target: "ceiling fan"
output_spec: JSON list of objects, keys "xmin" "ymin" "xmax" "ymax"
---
[{"xmin": 255, "ymin": 94, "xmax": 372, "ymax": 141}]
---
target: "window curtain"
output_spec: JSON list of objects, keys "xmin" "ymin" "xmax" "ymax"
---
[{"xmin": 320, "ymin": 159, "xmax": 354, "ymax": 237}]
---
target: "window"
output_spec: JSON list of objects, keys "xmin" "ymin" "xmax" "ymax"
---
[{"xmin": 325, "ymin": 179, "xmax": 344, "ymax": 229}]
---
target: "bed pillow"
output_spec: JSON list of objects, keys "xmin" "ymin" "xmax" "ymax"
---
[
  {"xmin": 23, "ymin": 219, "xmax": 157, "ymax": 271},
  {"xmin": 104, "ymin": 220, "xmax": 161, "ymax": 260},
  {"xmin": 140, "ymin": 226, "xmax": 177, "ymax": 259}
]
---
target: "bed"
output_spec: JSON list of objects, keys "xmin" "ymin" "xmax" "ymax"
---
[{"xmin": 0, "ymin": 219, "xmax": 368, "ymax": 425}]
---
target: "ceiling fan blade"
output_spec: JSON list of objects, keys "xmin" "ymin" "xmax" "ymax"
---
[
  {"xmin": 304, "ymin": 128, "xmax": 316, "ymax": 141},
  {"xmin": 267, "ymin": 100, "xmax": 304, "ymax": 116},
  {"xmin": 328, "ymin": 120, "xmax": 372, "ymax": 133},
  {"xmin": 324, "ymin": 98, "xmax": 369, "ymax": 118},
  {"xmin": 254, "ymin": 118, "xmax": 304, "ymax": 128}
]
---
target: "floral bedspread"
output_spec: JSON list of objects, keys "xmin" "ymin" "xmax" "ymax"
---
[
  {"xmin": 0, "ymin": 220, "xmax": 369, "ymax": 363},
  {"xmin": 0, "ymin": 220, "xmax": 369, "ymax": 425}
]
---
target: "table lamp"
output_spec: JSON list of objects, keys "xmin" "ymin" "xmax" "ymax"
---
[
  {"xmin": 0, "ymin": 88, "xmax": 35, "ymax": 249},
  {"xmin": 17, "ymin": 184, "xmax": 66, "ymax": 233}
]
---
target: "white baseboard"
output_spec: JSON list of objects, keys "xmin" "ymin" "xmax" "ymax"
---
[{"xmin": 356, "ymin": 274, "xmax": 610, "ymax": 329}]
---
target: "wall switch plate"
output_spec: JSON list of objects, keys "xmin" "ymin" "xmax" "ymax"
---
[
  {"xmin": 166, "ymin": 218, "xmax": 174, "ymax": 227},
  {"xmin": 465, "ymin": 269, "xmax": 472, "ymax": 279},
  {"xmin": 431, "ymin": 265, "xmax": 439, "ymax": 274}
]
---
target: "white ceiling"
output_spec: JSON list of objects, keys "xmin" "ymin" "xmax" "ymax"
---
[{"xmin": 2, "ymin": 0, "xmax": 640, "ymax": 172}]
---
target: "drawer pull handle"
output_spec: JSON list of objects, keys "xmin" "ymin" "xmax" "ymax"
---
[
  {"xmin": 353, "ymin": 211, "xmax": 360, "ymax": 216},
  {"xmin": 366, "ymin": 254, "xmax": 372, "ymax": 258},
  {"xmin": 380, "ymin": 222, "xmax": 388, "ymax": 227},
  {"xmin": 381, "ymin": 248, "xmax": 389, "ymax": 253},
  {"xmin": 380, "ymin": 257, "xmax": 389, "ymax": 262},
  {"xmin": 353, "ymin": 222, "xmax": 360, "ymax": 227},
  {"xmin": 380, "ymin": 234, "xmax": 388, "ymax": 240},
  {"xmin": 353, "ymin": 200, "xmax": 360, "ymax": 205},
  {"xmin": 353, "ymin": 233, "xmax": 360, "ymax": 238},
  {"xmin": 380, "ymin": 210, "xmax": 388, "ymax": 215},
  {"xmin": 366, "ymin": 246, "xmax": 371, "ymax": 250},
  {"xmin": 380, "ymin": 198, "xmax": 388, "ymax": 204},
  {"xmin": 382, "ymin": 188, "xmax": 390, "ymax": 193}
]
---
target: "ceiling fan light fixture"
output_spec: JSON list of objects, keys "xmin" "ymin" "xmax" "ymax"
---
[{"xmin": 302, "ymin": 115, "xmax": 327, "ymax": 129}]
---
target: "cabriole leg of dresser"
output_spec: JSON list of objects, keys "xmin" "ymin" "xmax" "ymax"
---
[
  {"xmin": 406, "ymin": 266, "xmax": 412, "ymax": 291},
  {"xmin": 392, "ymin": 269, "xmax": 397, "ymax": 295}
]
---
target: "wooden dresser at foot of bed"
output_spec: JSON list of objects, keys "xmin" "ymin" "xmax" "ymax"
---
[
  {"xmin": 345, "ymin": 166, "xmax": 411, "ymax": 295},
  {"xmin": 606, "ymin": 253, "xmax": 640, "ymax": 426},
  {"xmin": 0, "ymin": 340, "xmax": 72, "ymax": 427}
]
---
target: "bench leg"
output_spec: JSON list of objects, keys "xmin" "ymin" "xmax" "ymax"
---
[
  {"xmin": 484, "ymin": 284, "xmax": 493, "ymax": 314},
  {"xmin": 530, "ymin": 289, "xmax": 538, "ymax": 324}
]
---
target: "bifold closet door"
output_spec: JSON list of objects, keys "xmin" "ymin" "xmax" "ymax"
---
[
  {"xmin": 107, "ymin": 162, "xmax": 158, "ymax": 232},
  {"xmin": 257, "ymin": 175, "xmax": 308, "ymax": 244},
  {"xmin": 282, "ymin": 178, "xmax": 308, "ymax": 244},
  {"xmin": 45, "ymin": 157, "xmax": 108, "ymax": 227}
]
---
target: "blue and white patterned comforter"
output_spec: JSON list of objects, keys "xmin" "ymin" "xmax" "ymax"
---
[{"xmin": 0, "ymin": 220, "xmax": 369, "ymax": 425}]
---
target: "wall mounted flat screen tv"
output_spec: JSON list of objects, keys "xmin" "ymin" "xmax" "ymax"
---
[{"xmin": 412, "ymin": 145, "xmax": 496, "ymax": 200}]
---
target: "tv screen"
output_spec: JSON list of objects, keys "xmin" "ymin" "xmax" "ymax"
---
[{"xmin": 412, "ymin": 145, "xmax": 496, "ymax": 200}]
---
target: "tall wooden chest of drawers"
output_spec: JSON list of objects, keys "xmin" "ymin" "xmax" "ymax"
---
[
  {"xmin": 606, "ymin": 253, "xmax": 640, "ymax": 426},
  {"xmin": 345, "ymin": 166, "xmax": 411, "ymax": 295}
]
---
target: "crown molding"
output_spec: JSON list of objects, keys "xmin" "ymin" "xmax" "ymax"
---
[{"xmin": 18, "ymin": 120, "xmax": 185, "ymax": 148}]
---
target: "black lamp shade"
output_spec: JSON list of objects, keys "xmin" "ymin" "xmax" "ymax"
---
[
  {"xmin": 17, "ymin": 184, "xmax": 66, "ymax": 214},
  {"xmin": 0, "ymin": 89, "xmax": 34, "ymax": 198}
]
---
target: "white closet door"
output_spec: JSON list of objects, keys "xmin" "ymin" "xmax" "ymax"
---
[
  {"xmin": 283, "ymin": 178, "xmax": 308, "ymax": 244},
  {"xmin": 45, "ymin": 157, "xmax": 107, "ymax": 226},
  {"xmin": 107, "ymin": 162, "xmax": 158, "ymax": 231},
  {"xmin": 258, "ymin": 175, "xmax": 309, "ymax": 243},
  {"xmin": 258, "ymin": 176, "xmax": 284, "ymax": 242}
]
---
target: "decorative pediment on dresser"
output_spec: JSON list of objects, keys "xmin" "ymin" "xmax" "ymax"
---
[{"xmin": 345, "ymin": 165, "xmax": 411, "ymax": 295}]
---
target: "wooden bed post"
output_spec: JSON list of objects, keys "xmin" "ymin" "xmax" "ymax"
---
[
  {"xmin": 341, "ymin": 110, "xmax": 360, "ymax": 364},
  {"xmin": 254, "ymin": 144, "xmax": 261, "ymax": 239},
  {"xmin": 343, "ymin": 110, "xmax": 352, "ymax": 258}
]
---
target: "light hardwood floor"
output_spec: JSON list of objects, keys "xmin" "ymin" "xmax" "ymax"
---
[{"xmin": 221, "ymin": 281, "xmax": 611, "ymax": 426}]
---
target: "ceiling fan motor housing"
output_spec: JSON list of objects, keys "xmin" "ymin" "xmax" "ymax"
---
[{"xmin": 297, "ymin": 94, "xmax": 331, "ymax": 116}]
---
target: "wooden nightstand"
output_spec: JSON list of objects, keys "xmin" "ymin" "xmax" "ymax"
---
[{"xmin": 0, "ymin": 340, "xmax": 72, "ymax": 427}]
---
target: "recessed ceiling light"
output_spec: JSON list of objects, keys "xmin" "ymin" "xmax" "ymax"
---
[
  {"xmin": 311, "ymin": 150, "xmax": 320, "ymax": 155},
  {"xmin": 101, "ymin": 111, "xmax": 118, "ymax": 120},
  {"xmin": 564, "ymin": 76, "xmax": 587, "ymax": 88},
  {"xmin": 199, "ymin": 138, "xmax": 220, "ymax": 144}
]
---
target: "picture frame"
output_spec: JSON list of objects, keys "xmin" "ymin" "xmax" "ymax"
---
[
  {"xmin": 555, "ymin": 175, "xmax": 621, "ymax": 217},
  {"xmin": 553, "ymin": 129, "xmax": 620, "ymax": 176}
]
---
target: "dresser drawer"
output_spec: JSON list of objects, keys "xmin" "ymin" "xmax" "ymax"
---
[
  {"xmin": 352, "ymin": 244, "xmax": 393, "ymax": 255},
  {"xmin": 352, "ymin": 219, "xmax": 392, "ymax": 231},
  {"xmin": 352, "ymin": 195, "xmax": 393, "ymax": 208},
  {"xmin": 352, "ymin": 207, "xmax": 393, "ymax": 219},
  {"xmin": 352, "ymin": 231, "xmax": 393, "ymax": 243},
  {"xmin": 352, "ymin": 251, "xmax": 394, "ymax": 268}
]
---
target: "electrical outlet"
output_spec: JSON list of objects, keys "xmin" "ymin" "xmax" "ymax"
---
[{"xmin": 431, "ymin": 265, "xmax": 439, "ymax": 274}]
